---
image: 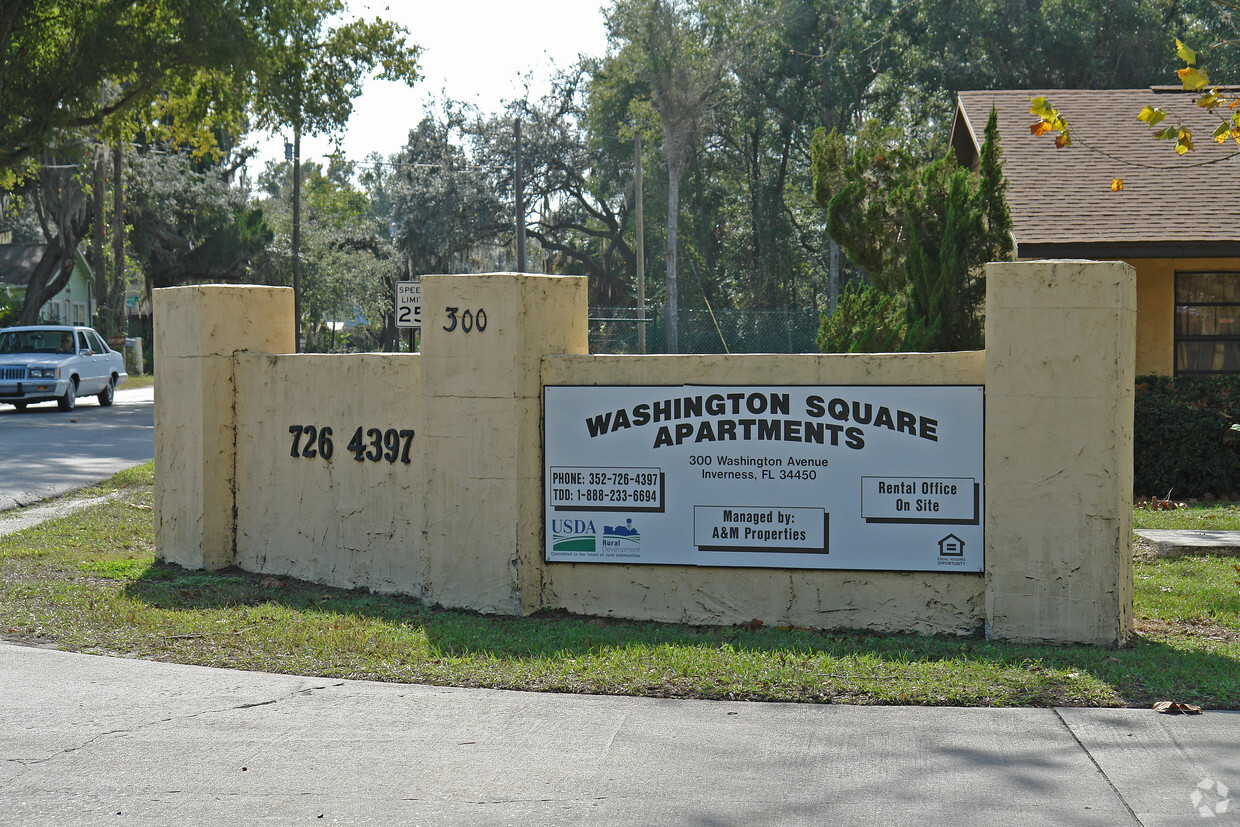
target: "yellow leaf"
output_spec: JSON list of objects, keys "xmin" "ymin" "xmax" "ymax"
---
[
  {"xmin": 1175, "ymin": 130, "xmax": 1194, "ymax": 154},
  {"xmin": 1155, "ymin": 124, "xmax": 1179, "ymax": 140},
  {"xmin": 1138, "ymin": 105, "xmax": 1166, "ymax": 126},
  {"xmin": 1178, "ymin": 66, "xmax": 1209, "ymax": 91},
  {"xmin": 1111, "ymin": 178, "xmax": 1124, "ymax": 191},
  {"xmin": 1029, "ymin": 96, "xmax": 1053, "ymax": 118},
  {"xmin": 1176, "ymin": 39, "xmax": 1197, "ymax": 65},
  {"xmin": 1055, "ymin": 133, "xmax": 1071, "ymax": 149},
  {"xmin": 1030, "ymin": 120, "xmax": 1052, "ymax": 137}
]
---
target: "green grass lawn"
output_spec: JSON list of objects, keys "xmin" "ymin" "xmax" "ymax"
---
[
  {"xmin": 2, "ymin": 463, "xmax": 1238, "ymax": 708},
  {"xmin": 1133, "ymin": 502, "xmax": 1240, "ymax": 531}
]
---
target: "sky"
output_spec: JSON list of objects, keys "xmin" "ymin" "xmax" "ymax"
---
[{"xmin": 249, "ymin": 0, "xmax": 611, "ymax": 174}]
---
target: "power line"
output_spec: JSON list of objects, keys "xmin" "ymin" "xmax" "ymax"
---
[{"xmin": 322, "ymin": 155, "xmax": 483, "ymax": 172}]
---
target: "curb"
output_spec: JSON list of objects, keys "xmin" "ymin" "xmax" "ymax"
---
[{"xmin": 0, "ymin": 490, "xmax": 131, "ymax": 538}]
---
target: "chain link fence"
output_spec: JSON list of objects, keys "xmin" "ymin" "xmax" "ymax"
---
[{"xmin": 589, "ymin": 305, "xmax": 822, "ymax": 354}]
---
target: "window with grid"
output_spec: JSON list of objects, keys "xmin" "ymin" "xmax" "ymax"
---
[{"xmin": 1176, "ymin": 272, "xmax": 1240, "ymax": 374}]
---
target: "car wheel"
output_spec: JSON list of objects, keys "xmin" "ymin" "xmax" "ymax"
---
[
  {"xmin": 98, "ymin": 376, "xmax": 115, "ymax": 407},
  {"xmin": 57, "ymin": 379, "xmax": 77, "ymax": 412}
]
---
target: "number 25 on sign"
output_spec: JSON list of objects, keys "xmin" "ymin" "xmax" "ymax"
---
[{"xmin": 395, "ymin": 281, "xmax": 421, "ymax": 329}]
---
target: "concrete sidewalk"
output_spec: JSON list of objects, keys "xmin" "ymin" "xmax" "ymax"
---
[
  {"xmin": 1, "ymin": 642, "xmax": 1236, "ymax": 826},
  {"xmin": 1137, "ymin": 529, "xmax": 1240, "ymax": 557},
  {"xmin": 0, "ymin": 491, "xmax": 129, "ymax": 538}
]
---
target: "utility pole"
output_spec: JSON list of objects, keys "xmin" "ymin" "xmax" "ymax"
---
[
  {"xmin": 91, "ymin": 145, "xmax": 105, "ymax": 326},
  {"xmin": 91, "ymin": 84, "xmax": 106, "ymax": 332},
  {"xmin": 515, "ymin": 119, "xmax": 526, "ymax": 272},
  {"xmin": 292, "ymin": 128, "xmax": 302, "ymax": 352},
  {"xmin": 111, "ymin": 143, "xmax": 123, "ymax": 335},
  {"xmin": 635, "ymin": 132, "xmax": 646, "ymax": 354}
]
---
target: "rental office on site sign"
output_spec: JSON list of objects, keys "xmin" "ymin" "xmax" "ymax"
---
[{"xmin": 543, "ymin": 385, "xmax": 984, "ymax": 572}]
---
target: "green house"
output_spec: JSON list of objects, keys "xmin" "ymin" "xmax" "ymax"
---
[{"xmin": 0, "ymin": 243, "xmax": 96, "ymax": 325}]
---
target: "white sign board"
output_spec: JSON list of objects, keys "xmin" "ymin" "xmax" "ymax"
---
[
  {"xmin": 544, "ymin": 384, "xmax": 984, "ymax": 572},
  {"xmin": 395, "ymin": 281, "xmax": 421, "ymax": 328}
]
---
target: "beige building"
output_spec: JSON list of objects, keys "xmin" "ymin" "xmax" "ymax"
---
[{"xmin": 952, "ymin": 88, "xmax": 1240, "ymax": 376}]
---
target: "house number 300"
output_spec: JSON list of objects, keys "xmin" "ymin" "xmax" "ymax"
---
[{"xmin": 443, "ymin": 307, "xmax": 487, "ymax": 333}]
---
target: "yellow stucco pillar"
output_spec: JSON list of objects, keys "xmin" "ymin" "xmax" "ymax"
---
[
  {"xmin": 419, "ymin": 273, "xmax": 588, "ymax": 614},
  {"xmin": 984, "ymin": 261, "xmax": 1135, "ymax": 645},
  {"xmin": 154, "ymin": 285, "xmax": 295, "ymax": 570}
]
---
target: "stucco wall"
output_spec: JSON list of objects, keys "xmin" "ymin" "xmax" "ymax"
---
[
  {"xmin": 1134, "ymin": 260, "xmax": 1174, "ymax": 376},
  {"xmin": 154, "ymin": 285, "xmax": 295, "ymax": 570},
  {"xmin": 233, "ymin": 353, "xmax": 424, "ymax": 594},
  {"xmin": 985, "ymin": 261, "xmax": 1135, "ymax": 644},
  {"xmin": 419, "ymin": 273, "xmax": 589, "ymax": 613},
  {"xmin": 154, "ymin": 264, "xmax": 1135, "ymax": 644}
]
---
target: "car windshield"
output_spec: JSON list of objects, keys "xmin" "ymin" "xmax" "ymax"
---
[{"xmin": 0, "ymin": 329, "xmax": 72, "ymax": 355}]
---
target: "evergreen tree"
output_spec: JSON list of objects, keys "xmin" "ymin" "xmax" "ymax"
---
[
  {"xmin": 978, "ymin": 108, "xmax": 1014, "ymax": 265},
  {"xmin": 817, "ymin": 107, "xmax": 1012, "ymax": 353},
  {"xmin": 817, "ymin": 282, "xmax": 906, "ymax": 353},
  {"xmin": 904, "ymin": 169, "xmax": 978, "ymax": 351}
]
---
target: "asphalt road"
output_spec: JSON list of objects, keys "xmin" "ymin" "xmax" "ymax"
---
[{"xmin": 0, "ymin": 385, "xmax": 154, "ymax": 511}]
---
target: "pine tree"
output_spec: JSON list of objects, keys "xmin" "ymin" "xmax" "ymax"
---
[
  {"xmin": 904, "ymin": 108, "xmax": 1011, "ymax": 352},
  {"xmin": 817, "ymin": 282, "xmax": 907, "ymax": 353},
  {"xmin": 816, "ymin": 107, "xmax": 1013, "ymax": 354},
  {"xmin": 978, "ymin": 107, "xmax": 1015, "ymax": 265}
]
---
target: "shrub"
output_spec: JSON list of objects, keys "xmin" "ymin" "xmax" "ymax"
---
[
  {"xmin": 1134, "ymin": 375, "xmax": 1240, "ymax": 498},
  {"xmin": 817, "ymin": 282, "xmax": 906, "ymax": 353},
  {"xmin": 0, "ymin": 289, "xmax": 18, "ymax": 327}
]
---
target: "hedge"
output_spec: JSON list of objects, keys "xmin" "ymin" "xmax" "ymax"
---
[{"xmin": 1134, "ymin": 375, "xmax": 1240, "ymax": 499}]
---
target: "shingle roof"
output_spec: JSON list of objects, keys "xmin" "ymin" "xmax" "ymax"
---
[
  {"xmin": 0, "ymin": 244, "xmax": 46, "ymax": 287},
  {"xmin": 953, "ymin": 89, "xmax": 1240, "ymax": 256}
]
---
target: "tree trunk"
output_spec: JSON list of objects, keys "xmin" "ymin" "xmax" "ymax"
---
[
  {"xmin": 20, "ymin": 171, "xmax": 90, "ymax": 325},
  {"xmin": 635, "ymin": 132, "xmax": 646, "ymax": 355},
  {"xmin": 665, "ymin": 145, "xmax": 682, "ymax": 354},
  {"xmin": 18, "ymin": 239, "xmax": 72, "ymax": 325}
]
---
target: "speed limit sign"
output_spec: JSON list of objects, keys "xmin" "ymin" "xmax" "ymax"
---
[{"xmin": 395, "ymin": 281, "xmax": 421, "ymax": 328}]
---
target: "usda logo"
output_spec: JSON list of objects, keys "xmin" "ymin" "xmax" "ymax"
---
[{"xmin": 552, "ymin": 519, "xmax": 597, "ymax": 552}]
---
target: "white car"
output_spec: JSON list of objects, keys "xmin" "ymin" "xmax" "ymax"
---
[{"xmin": 0, "ymin": 325, "xmax": 128, "ymax": 411}]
